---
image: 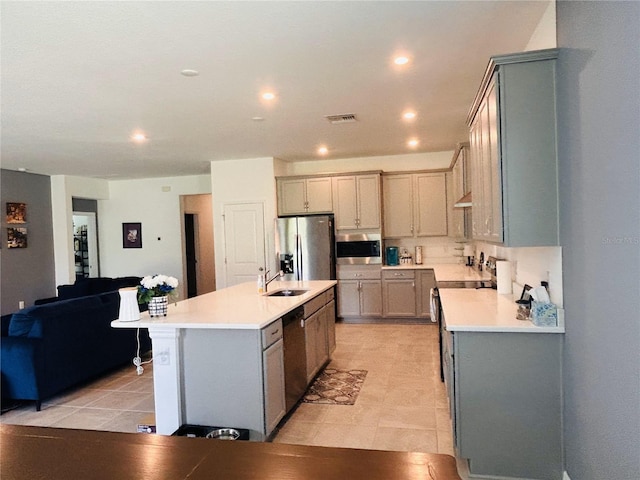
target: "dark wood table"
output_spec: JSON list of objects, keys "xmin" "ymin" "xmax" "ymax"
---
[{"xmin": 1, "ymin": 425, "xmax": 461, "ymax": 479}]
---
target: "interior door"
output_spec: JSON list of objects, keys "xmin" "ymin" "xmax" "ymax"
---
[{"xmin": 223, "ymin": 203, "xmax": 266, "ymax": 287}]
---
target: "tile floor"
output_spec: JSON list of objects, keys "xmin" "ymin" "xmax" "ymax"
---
[
  {"xmin": 1, "ymin": 323, "xmax": 467, "ymax": 476},
  {"xmin": 272, "ymin": 323, "xmax": 454, "ymax": 455}
]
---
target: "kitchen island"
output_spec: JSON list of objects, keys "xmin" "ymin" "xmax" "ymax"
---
[
  {"xmin": 112, "ymin": 280, "xmax": 336, "ymax": 438},
  {"xmin": 439, "ymin": 287, "xmax": 564, "ymax": 480}
]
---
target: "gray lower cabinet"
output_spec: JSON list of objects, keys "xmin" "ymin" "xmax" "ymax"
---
[
  {"xmin": 416, "ymin": 270, "xmax": 436, "ymax": 319},
  {"xmin": 443, "ymin": 328, "xmax": 563, "ymax": 479},
  {"xmin": 382, "ymin": 270, "xmax": 416, "ymax": 317},
  {"xmin": 304, "ymin": 289, "xmax": 335, "ymax": 383},
  {"xmin": 262, "ymin": 337, "xmax": 286, "ymax": 435},
  {"xmin": 181, "ymin": 320, "xmax": 285, "ymax": 440},
  {"xmin": 337, "ymin": 266, "xmax": 382, "ymax": 319}
]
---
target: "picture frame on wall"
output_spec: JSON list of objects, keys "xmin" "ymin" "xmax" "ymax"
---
[
  {"xmin": 122, "ymin": 222, "xmax": 142, "ymax": 249},
  {"xmin": 6, "ymin": 202, "xmax": 27, "ymax": 224},
  {"xmin": 7, "ymin": 227, "xmax": 28, "ymax": 248}
]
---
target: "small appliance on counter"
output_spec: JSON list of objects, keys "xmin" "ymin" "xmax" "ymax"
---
[
  {"xmin": 385, "ymin": 246, "xmax": 399, "ymax": 266},
  {"xmin": 415, "ymin": 246, "xmax": 423, "ymax": 265},
  {"xmin": 399, "ymin": 248, "xmax": 413, "ymax": 265}
]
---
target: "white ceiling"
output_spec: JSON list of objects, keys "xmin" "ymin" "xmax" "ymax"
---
[{"xmin": 1, "ymin": 1, "xmax": 549, "ymax": 180}]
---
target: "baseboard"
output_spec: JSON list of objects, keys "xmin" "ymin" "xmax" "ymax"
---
[{"xmin": 563, "ymin": 472, "xmax": 572, "ymax": 480}]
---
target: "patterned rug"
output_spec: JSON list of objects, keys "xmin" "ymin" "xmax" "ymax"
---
[{"xmin": 303, "ymin": 368, "xmax": 368, "ymax": 405}]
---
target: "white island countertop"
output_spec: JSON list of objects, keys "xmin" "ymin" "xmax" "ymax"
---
[
  {"xmin": 439, "ymin": 288, "xmax": 565, "ymax": 333},
  {"xmin": 382, "ymin": 263, "xmax": 491, "ymax": 283},
  {"xmin": 111, "ymin": 280, "xmax": 336, "ymax": 330}
]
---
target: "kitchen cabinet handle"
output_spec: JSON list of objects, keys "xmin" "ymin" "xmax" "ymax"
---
[
  {"xmin": 393, "ymin": 272, "xmax": 405, "ymax": 277},
  {"xmin": 271, "ymin": 330, "xmax": 281, "ymax": 336},
  {"xmin": 412, "ymin": 281, "xmax": 415, "ymax": 289},
  {"xmin": 354, "ymin": 273, "xmax": 363, "ymax": 277}
]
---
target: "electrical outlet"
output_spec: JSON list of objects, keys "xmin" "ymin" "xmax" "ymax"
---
[
  {"xmin": 157, "ymin": 349, "xmax": 170, "ymax": 365},
  {"xmin": 18, "ymin": 300, "xmax": 25, "ymax": 309}
]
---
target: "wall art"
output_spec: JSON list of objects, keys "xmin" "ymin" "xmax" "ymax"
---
[
  {"xmin": 6, "ymin": 202, "xmax": 27, "ymax": 223},
  {"xmin": 122, "ymin": 222, "xmax": 142, "ymax": 248},
  {"xmin": 7, "ymin": 227, "xmax": 27, "ymax": 248}
]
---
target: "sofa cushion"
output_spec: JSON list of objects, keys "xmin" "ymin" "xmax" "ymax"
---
[
  {"xmin": 7, "ymin": 312, "xmax": 35, "ymax": 337},
  {"xmin": 1, "ymin": 314, "xmax": 13, "ymax": 337},
  {"xmin": 58, "ymin": 282, "xmax": 89, "ymax": 300}
]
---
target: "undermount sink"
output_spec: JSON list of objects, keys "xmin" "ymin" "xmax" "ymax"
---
[{"xmin": 266, "ymin": 289, "xmax": 308, "ymax": 297}]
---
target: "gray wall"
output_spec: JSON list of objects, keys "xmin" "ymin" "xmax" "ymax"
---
[
  {"xmin": 557, "ymin": 2, "xmax": 640, "ymax": 479},
  {"xmin": 1, "ymin": 169, "xmax": 56, "ymax": 313}
]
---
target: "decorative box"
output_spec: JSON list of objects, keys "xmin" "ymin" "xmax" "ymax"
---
[{"xmin": 531, "ymin": 301, "xmax": 557, "ymax": 327}]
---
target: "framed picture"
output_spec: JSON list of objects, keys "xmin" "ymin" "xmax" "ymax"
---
[
  {"xmin": 7, "ymin": 227, "xmax": 28, "ymax": 248},
  {"xmin": 122, "ymin": 222, "xmax": 142, "ymax": 249},
  {"xmin": 6, "ymin": 202, "xmax": 27, "ymax": 223}
]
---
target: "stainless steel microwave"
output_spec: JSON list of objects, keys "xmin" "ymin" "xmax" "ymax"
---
[{"xmin": 335, "ymin": 233, "xmax": 382, "ymax": 264}]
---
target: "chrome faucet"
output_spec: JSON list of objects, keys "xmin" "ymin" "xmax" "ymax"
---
[{"xmin": 264, "ymin": 270, "xmax": 284, "ymax": 292}]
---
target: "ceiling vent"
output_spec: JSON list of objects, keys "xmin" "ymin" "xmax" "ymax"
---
[{"xmin": 325, "ymin": 113, "xmax": 358, "ymax": 124}]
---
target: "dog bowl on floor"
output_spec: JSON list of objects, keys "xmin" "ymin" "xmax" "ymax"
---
[{"xmin": 206, "ymin": 428, "xmax": 240, "ymax": 440}]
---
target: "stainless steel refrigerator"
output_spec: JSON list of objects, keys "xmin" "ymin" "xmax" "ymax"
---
[{"xmin": 275, "ymin": 215, "xmax": 336, "ymax": 281}]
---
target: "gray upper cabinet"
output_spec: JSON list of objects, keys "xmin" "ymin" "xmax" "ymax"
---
[
  {"xmin": 383, "ymin": 172, "xmax": 448, "ymax": 238},
  {"xmin": 332, "ymin": 174, "xmax": 381, "ymax": 231},
  {"xmin": 467, "ymin": 49, "xmax": 559, "ymax": 246},
  {"xmin": 277, "ymin": 177, "xmax": 333, "ymax": 215}
]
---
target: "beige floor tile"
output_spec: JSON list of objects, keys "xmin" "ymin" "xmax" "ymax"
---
[
  {"xmin": 437, "ymin": 430, "xmax": 455, "ymax": 456},
  {"xmin": 287, "ymin": 403, "xmax": 332, "ymax": 423},
  {"xmin": 320, "ymin": 403, "xmax": 382, "ymax": 427},
  {"xmin": 273, "ymin": 421, "xmax": 321, "ymax": 445},
  {"xmin": 383, "ymin": 386, "xmax": 436, "ymax": 407},
  {"xmin": 106, "ymin": 410, "xmax": 155, "ymax": 434},
  {"xmin": 435, "ymin": 407, "xmax": 453, "ymax": 431},
  {"xmin": 85, "ymin": 390, "xmax": 154, "ymax": 411},
  {"xmin": 311, "ymin": 423, "xmax": 377, "ymax": 450},
  {"xmin": 49, "ymin": 407, "xmax": 123, "ymax": 430},
  {"xmin": 43, "ymin": 387, "xmax": 111, "ymax": 408},
  {"xmin": 3, "ymin": 405, "xmax": 80, "ymax": 427},
  {"xmin": 372, "ymin": 427, "xmax": 438, "ymax": 453},
  {"xmin": 377, "ymin": 405, "xmax": 437, "ymax": 430}
]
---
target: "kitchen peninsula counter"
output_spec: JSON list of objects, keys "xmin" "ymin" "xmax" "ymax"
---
[
  {"xmin": 111, "ymin": 280, "xmax": 337, "ymax": 437},
  {"xmin": 111, "ymin": 280, "xmax": 336, "ymax": 330}
]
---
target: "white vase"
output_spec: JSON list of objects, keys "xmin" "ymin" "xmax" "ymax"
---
[
  {"xmin": 148, "ymin": 296, "xmax": 168, "ymax": 317},
  {"xmin": 118, "ymin": 287, "xmax": 141, "ymax": 322}
]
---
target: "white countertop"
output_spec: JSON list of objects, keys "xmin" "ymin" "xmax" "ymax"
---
[
  {"xmin": 439, "ymin": 288, "xmax": 565, "ymax": 333},
  {"xmin": 111, "ymin": 280, "xmax": 337, "ymax": 330},
  {"xmin": 382, "ymin": 263, "xmax": 491, "ymax": 282}
]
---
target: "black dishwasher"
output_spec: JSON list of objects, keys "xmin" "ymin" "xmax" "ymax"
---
[{"xmin": 282, "ymin": 306, "xmax": 306, "ymax": 412}]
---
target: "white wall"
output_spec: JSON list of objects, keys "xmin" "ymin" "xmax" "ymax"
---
[
  {"xmin": 525, "ymin": 0, "xmax": 556, "ymax": 51},
  {"xmin": 279, "ymin": 151, "xmax": 453, "ymax": 176},
  {"xmin": 210, "ymin": 157, "xmax": 278, "ymax": 289},
  {"xmin": 98, "ymin": 175, "xmax": 211, "ymax": 300}
]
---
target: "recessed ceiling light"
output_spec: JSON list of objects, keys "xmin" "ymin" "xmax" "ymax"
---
[
  {"xmin": 261, "ymin": 92, "xmax": 276, "ymax": 101},
  {"xmin": 180, "ymin": 69, "xmax": 199, "ymax": 77},
  {"xmin": 403, "ymin": 111, "xmax": 417, "ymax": 121},
  {"xmin": 407, "ymin": 139, "xmax": 419, "ymax": 148},
  {"xmin": 18, "ymin": 167, "xmax": 28, "ymax": 172},
  {"xmin": 131, "ymin": 132, "xmax": 147, "ymax": 143},
  {"xmin": 318, "ymin": 146, "xmax": 329, "ymax": 155},
  {"xmin": 252, "ymin": 116, "xmax": 265, "ymax": 122},
  {"xmin": 394, "ymin": 56, "xmax": 410, "ymax": 66}
]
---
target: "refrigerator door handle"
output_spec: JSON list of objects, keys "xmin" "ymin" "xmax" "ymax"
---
[{"xmin": 296, "ymin": 234, "xmax": 303, "ymax": 281}]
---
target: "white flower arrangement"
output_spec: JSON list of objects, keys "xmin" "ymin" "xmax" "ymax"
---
[{"xmin": 138, "ymin": 274, "xmax": 179, "ymax": 304}]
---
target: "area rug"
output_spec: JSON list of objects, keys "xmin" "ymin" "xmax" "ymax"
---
[{"xmin": 303, "ymin": 368, "xmax": 368, "ymax": 405}]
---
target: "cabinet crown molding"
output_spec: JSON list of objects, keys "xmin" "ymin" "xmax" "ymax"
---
[{"xmin": 466, "ymin": 48, "xmax": 559, "ymax": 126}]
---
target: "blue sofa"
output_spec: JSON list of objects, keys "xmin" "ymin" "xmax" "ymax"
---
[
  {"xmin": 34, "ymin": 276, "xmax": 142, "ymax": 305},
  {"xmin": 1, "ymin": 291, "xmax": 150, "ymax": 411}
]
